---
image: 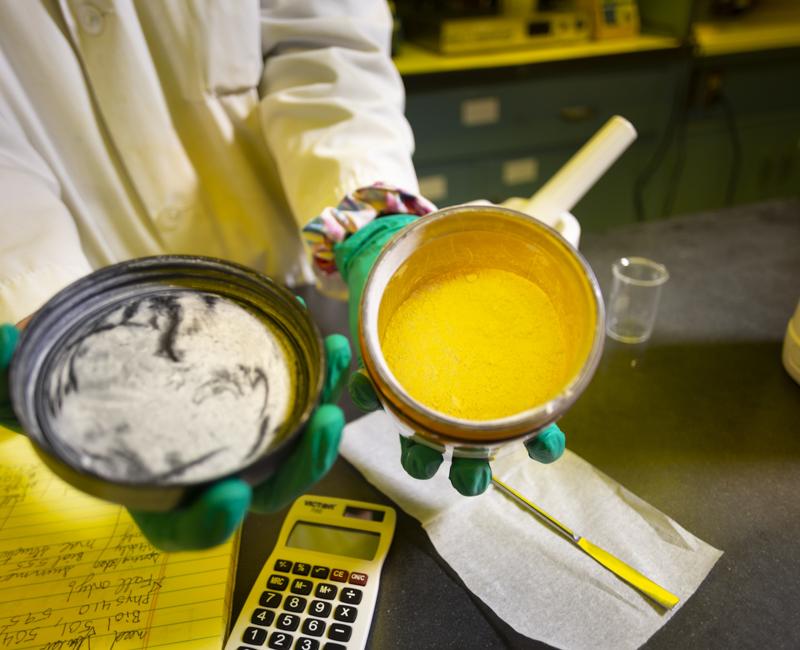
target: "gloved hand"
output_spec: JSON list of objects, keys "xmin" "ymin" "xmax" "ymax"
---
[
  {"xmin": 334, "ymin": 217, "xmax": 566, "ymax": 497},
  {"xmin": 0, "ymin": 322, "xmax": 352, "ymax": 551},
  {"xmin": 0, "ymin": 324, "xmax": 22, "ymax": 433}
]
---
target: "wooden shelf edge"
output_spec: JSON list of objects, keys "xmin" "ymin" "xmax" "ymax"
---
[
  {"xmin": 393, "ymin": 35, "xmax": 682, "ymax": 76},
  {"xmin": 693, "ymin": 20, "xmax": 800, "ymax": 57}
]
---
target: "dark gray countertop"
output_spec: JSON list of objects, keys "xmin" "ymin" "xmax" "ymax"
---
[{"xmin": 233, "ymin": 200, "xmax": 800, "ymax": 649}]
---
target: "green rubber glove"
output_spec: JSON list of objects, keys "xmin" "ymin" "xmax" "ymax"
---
[
  {"xmin": 0, "ymin": 324, "xmax": 22, "ymax": 433},
  {"xmin": 2, "ymin": 322, "xmax": 351, "ymax": 551},
  {"xmin": 335, "ymin": 219, "xmax": 567, "ymax": 497},
  {"xmin": 334, "ymin": 214, "xmax": 418, "ymax": 356}
]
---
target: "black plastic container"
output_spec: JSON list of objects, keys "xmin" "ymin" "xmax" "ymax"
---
[{"xmin": 10, "ymin": 256, "xmax": 324, "ymax": 511}]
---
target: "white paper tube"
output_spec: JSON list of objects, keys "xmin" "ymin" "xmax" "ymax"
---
[{"xmin": 525, "ymin": 116, "xmax": 637, "ymax": 221}]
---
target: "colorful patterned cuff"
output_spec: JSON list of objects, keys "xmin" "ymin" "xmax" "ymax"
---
[{"xmin": 302, "ymin": 182, "xmax": 437, "ymax": 275}]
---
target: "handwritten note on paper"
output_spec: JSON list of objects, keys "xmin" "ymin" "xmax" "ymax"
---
[{"xmin": 0, "ymin": 429, "xmax": 238, "ymax": 650}]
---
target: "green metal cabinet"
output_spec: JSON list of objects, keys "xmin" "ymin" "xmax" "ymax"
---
[
  {"xmin": 406, "ymin": 55, "xmax": 688, "ymax": 229},
  {"xmin": 403, "ymin": 44, "xmax": 800, "ymax": 230},
  {"xmin": 657, "ymin": 49, "xmax": 800, "ymax": 217},
  {"xmin": 407, "ymin": 61, "xmax": 681, "ymax": 162}
]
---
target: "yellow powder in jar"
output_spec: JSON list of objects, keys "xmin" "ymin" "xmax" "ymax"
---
[{"xmin": 380, "ymin": 267, "xmax": 569, "ymax": 421}]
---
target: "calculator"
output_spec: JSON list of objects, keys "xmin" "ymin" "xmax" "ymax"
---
[{"xmin": 226, "ymin": 494, "xmax": 396, "ymax": 650}]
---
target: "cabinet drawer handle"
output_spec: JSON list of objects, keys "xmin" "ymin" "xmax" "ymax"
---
[{"xmin": 559, "ymin": 106, "xmax": 595, "ymax": 122}]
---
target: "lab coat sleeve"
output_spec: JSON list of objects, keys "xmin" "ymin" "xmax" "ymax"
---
[
  {"xmin": 258, "ymin": 0, "xmax": 419, "ymax": 228},
  {"xmin": 0, "ymin": 111, "xmax": 92, "ymax": 324}
]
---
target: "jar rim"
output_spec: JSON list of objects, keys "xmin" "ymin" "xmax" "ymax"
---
[
  {"xmin": 9, "ymin": 255, "xmax": 324, "ymax": 509},
  {"xmin": 359, "ymin": 205, "xmax": 605, "ymax": 447}
]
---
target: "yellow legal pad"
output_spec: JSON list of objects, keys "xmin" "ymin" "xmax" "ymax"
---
[{"xmin": 0, "ymin": 428, "xmax": 238, "ymax": 650}]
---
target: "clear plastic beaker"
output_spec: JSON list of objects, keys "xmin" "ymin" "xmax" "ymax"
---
[{"xmin": 606, "ymin": 257, "xmax": 669, "ymax": 344}]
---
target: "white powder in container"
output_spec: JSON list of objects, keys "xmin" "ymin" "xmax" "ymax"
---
[{"xmin": 43, "ymin": 290, "xmax": 295, "ymax": 484}]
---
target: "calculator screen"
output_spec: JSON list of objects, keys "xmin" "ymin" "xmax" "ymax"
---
[{"xmin": 286, "ymin": 521, "xmax": 380, "ymax": 560}]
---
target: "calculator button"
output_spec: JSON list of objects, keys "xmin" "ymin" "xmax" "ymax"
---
[
  {"xmin": 274, "ymin": 559, "xmax": 292, "ymax": 573},
  {"xmin": 267, "ymin": 575, "xmax": 289, "ymax": 591},
  {"xmin": 243, "ymin": 626, "xmax": 267, "ymax": 645},
  {"xmin": 327, "ymin": 623, "xmax": 352, "ymax": 642},
  {"xmin": 311, "ymin": 566, "xmax": 330, "ymax": 580},
  {"xmin": 251, "ymin": 608, "xmax": 276, "ymax": 626},
  {"xmin": 260, "ymin": 591, "xmax": 283, "ymax": 608},
  {"xmin": 292, "ymin": 562, "xmax": 310, "ymax": 576},
  {"xmin": 284, "ymin": 596, "xmax": 307, "ymax": 613},
  {"xmin": 333, "ymin": 605, "xmax": 357, "ymax": 624},
  {"xmin": 348, "ymin": 572, "xmax": 368, "ymax": 586},
  {"xmin": 339, "ymin": 587, "xmax": 362, "ymax": 605},
  {"xmin": 301, "ymin": 618, "xmax": 326, "ymax": 637},
  {"xmin": 290, "ymin": 578, "xmax": 312, "ymax": 595},
  {"xmin": 267, "ymin": 631, "xmax": 293, "ymax": 649},
  {"xmin": 309, "ymin": 600, "xmax": 332, "ymax": 618},
  {"xmin": 296, "ymin": 639, "xmax": 320, "ymax": 650},
  {"xmin": 322, "ymin": 644, "xmax": 346, "ymax": 650},
  {"xmin": 314, "ymin": 583, "xmax": 338, "ymax": 600},
  {"xmin": 237, "ymin": 647, "xmax": 257, "ymax": 650},
  {"xmin": 276, "ymin": 613, "xmax": 300, "ymax": 632},
  {"xmin": 329, "ymin": 569, "xmax": 348, "ymax": 583}
]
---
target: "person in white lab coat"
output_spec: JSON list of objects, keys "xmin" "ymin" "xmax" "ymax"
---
[
  {"xmin": 0, "ymin": 1, "xmax": 566, "ymax": 549},
  {"xmin": 0, "ymin": 0, "xmax": 420, "ymax": 318}
]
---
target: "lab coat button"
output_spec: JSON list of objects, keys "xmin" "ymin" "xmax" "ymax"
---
[
  {"xmin": 77, "ymin": 4, "xmax": 105, "ymax": 35},
  {"xmin": 157, "ymin": 207, "xmax": 183, "ymax": 231}
]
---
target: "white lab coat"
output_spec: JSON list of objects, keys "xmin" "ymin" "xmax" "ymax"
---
[{"xmin": 0, "ymin": 0, "xmax": 418, "ymax": 323}]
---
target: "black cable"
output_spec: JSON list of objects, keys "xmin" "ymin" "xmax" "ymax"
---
[
  {"xmin": 632, "ymin": 0, "xmax": 700, "ymax": 223},
  {"xmin": 632, "ymin": 60, "xmax": 693, "ymax": 222},
  {"xmin": 661, "ymin": 97, "xmax": 688, "ymax": 218},
  {"xmin": 718, "ymin": 92, "xmax": 742, "ymax": 207}
]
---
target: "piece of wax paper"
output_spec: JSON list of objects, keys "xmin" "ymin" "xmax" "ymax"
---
[{"xmin": 341, "ymin": 412, "xmax": 722, "ymax": 650}]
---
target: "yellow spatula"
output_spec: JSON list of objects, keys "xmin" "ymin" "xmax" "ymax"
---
[{"xmin": 491, "ymin": 476, "xmax": 680, "ymax": 610}]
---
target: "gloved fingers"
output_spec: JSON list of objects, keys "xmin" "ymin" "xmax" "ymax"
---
[
  {"xmin": 292, "ymin": 293, "xmax": 351, "ymax": 405},
  {"xmin": 449, "ymin": 457, "xmax": 492, "ymax": 496},
  {"xmin": 127, "ymin": 478, "xmax": 252, "ymax": 552},
  {"xmin": 321, "ymin": 334, "xmax": 351, "ymax": 405},
  {"xmin": 399, "ymin": 436, "xmax": 443, "ymax": 479},
  {"xmin": 524, "ymin": 423, "xmax": 566, "ymax": 464},
  {"xmin": 250, "ymin": 403, "xmax": 344, "ymax": 514},
  {"xmin": 0, "ymin": 324, "xmax": 19, "ymax": 370},
  {"xmin": 333, "ymin": 215, "xmax": 419, "ymax": 287},
  {"xmin": 334, "ymin": 216, "xmax": 418, "ymax": 355},
  {"xmin": 398, "ymin": 438, "xmax": 492, "ymax": 494},
  {"xmin": 349, "ymin": 367, "xmax": 381, "ymax": 413},
  {"xmin": 1, "ymin": 324, "xmax": 22, "ymax": 432}
]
